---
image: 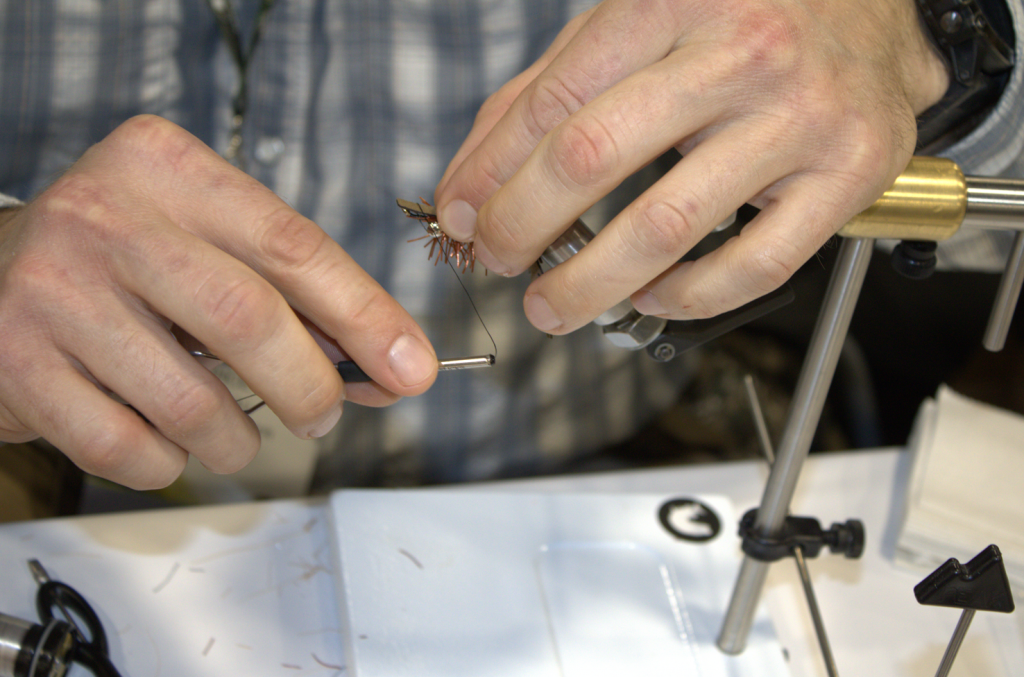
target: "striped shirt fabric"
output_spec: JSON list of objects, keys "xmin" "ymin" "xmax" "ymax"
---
[
  {"xmin": 1, "ymin": 1, "xmax": 1021, "ymax": 485},
  {"xmin": 0, "ymin": 0, "xmax": 692, "ymax": 486}
]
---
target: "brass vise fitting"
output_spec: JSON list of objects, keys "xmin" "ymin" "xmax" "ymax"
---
[{"xmin": 839, "ymin": 156, "xmax": 967, "ymax": 241}]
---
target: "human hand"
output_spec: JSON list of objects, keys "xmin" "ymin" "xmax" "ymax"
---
[
  {"xmin": 0, "ymin": 116, "xmax": 437, "ymax": 489},
  {"xmin": 435, "ymin": 0, "xmax": 949, "ymax": 332}
]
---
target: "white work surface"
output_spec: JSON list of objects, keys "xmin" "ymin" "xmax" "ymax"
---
[
  {"xmin": 331, "ymin": 491, "xmax": 790, "ymax": 677},
  {"xmin": 0, "ymin": 448, "xmax": 1021, "ymax": 676}
]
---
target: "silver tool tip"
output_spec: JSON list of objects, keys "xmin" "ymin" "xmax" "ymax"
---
[
  {"xmin": 437, "ymin": 355, "xmax": 496, "ymax": 371},
  {"xmin": 27, "ymin": 559, "xmax": 50, "ymax": 584}
]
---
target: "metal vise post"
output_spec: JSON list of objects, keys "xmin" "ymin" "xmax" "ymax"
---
[{"xmin": 717, "ymin": 157, "xmax": 1024, "ymax": 654}]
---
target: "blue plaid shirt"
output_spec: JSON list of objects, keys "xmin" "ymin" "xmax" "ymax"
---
[
  {"xmin": 0, "ymin": 0, "xmax": 697, "ymax": 486},
  {"xmin": 1, "ymin": 1, "xmax": 1021, "ymax": 485}
]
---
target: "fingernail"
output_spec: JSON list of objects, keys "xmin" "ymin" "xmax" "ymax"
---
[
  {"xmin": 439, "ymin": 199, "xmax": 478, "ymax": 242},
  {"xmin": 473, "ymin": 238, "xmax": 509, "ymax": 276},
  {"xmin": 388, "ymin": 333, "xmax": 436, "ymax": 387},
  {"xmin": 524, "ymin": 293, "xmax": 562, "ymax": 332},
  {"xmin": 308, "ymin": 404, "xmax": 343, "ymax": 439},
  {"xmin": 633, "ymin": 291, "xmax": 667, "ymax": 316}
]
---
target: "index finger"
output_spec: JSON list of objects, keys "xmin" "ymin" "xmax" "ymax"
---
[
  {"xmin": 434, "ymin": 7, "xmax": 596, "ymax": 197},
  {"xmin": 95, "ymin": 117, "xmax": 438, "ymax": 407},
  {"xmin": 434, "ymin": 1, "xmax": 689, "ymax": 242}
]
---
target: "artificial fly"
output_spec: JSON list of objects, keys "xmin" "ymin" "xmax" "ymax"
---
[
  {"xmin": 397, "ymin": 198, "xmax": 479, "ymax": 273},
  {"xmin": 396, "ymin": 197, "xmax": 497, "ymax": 358}
]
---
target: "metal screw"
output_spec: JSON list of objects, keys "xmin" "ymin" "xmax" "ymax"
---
[
  {"xmin": 940, "ymin": 10, "xmax": 963, "ymax": 33},
  {"xmin": 653, "ymin": 343, "xmax": 676, "ymax": 362}
]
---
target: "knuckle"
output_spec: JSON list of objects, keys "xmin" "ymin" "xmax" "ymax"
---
[
  {"xmin": 109, "ymin": 113, "xmax": 179, "ymax": 141},
  {"xmin": 845, "ymin": 128, "xmax": 894, "ymax": 181},
  {"xmin": 41, "ymin": 173, "xmax": 119, "ymax": 237},
  {"xmin": 818, "ymin": 123, "xmax": 902, "ymax": 203},
  {"xmin": 3, "ymin": 253, "xmax": 66, "ymax": 313},
  {"xmin": 342, "ymin": 286, "xmax": 397, "ymax": 337},
  {"xmin": 159, "ymin": 379, "xmax": 224, "ymax": 439},
  {"xmin": 295, "ymin": 377, "xmax": 345, "ymax": 426},
  {"xmin": 105, "ymin": 114, "xmax": 203, "ymax": 175},
  {"xmin": 629, "ymin": 195, "xmax": 703, "ymax": 259},
  {"xmin": 471, "ymin": 153, "xmax": 509, "ymax": 202},
  {"xmin": 3, "ymin": 241, "xmax": 108, "ymax": 329},
  {"xmin": 440, "ymin": 146, "xmax": 507, "ymax": 209},
  {"xmin": 76, "ymin": 419, "xmax": 135, "ymax": 479},
  {"xmin": 681, "ymin": 234, "xmax": 803, "ymax": 322},
  {"xmin": 548, "ymin": 115, "xmax": 620, "ymax": 190},
  {"xmin": 37, "ymin": 173, "xmax": 152, "ymax": 261},
  {"xmin": 193, "ymin": 271, "xmax": 279, "ymax": 348},
  {"xmin": 732, "ymin": 7, "xmax": 803, "ymax": 74},
  {"xmin": 255, "ymin": 207, "xmax": 329, "ymax": 272},
  {"xmin": 742, "ymin": 238, "xmax": 800, "ymax": 294},
  {"xmin": 477, "ymin": 204, "xmax": 530, "ymax": 261},
  {"xmin": 478, "ymin": 86, "xmax": 517, "ymax": 124},
  {"xmin": 108, "ymin": 114, "xmax": 186, "ymax": 153},
  {"xmin": 525, "ymin": 75, "xmax": 587, "ymax": 139}
]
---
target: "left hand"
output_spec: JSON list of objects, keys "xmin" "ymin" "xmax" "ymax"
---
[{"xmin": 434, "ymin": 0, "xmax": 949, "ymax": 333}]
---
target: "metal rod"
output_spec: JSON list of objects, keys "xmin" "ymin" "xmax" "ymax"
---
[
  {"xmin": 743, "ymin": 374, "xmax": 775, "ymax": 465},
  {"xmin": 934, "ymin": 609, "xmax": 975, "ymax": 677},
  {"xmin": 718, "ymin": 557, "xmax": 772, "ymax": 654},
  {"xmin": 437, "ymin": 355, "xmax": 496, "ymax": 371},
  {"xmin": 720, "ymin": 376, "xmax": 776, "ymax": 654},
  {"xmin": 744, "ymin": 375, "xmax": 840, "ymax": 676},
  {"xmin": 718, "ymin": 237, "xmax": 874, "ymax": 654},
  {"xmin": 962, "ymin": 177, "xmax": 1024, "ymax": 231},
  {"xmin": 756, "ymin": 237, "xmax": 874, "ymax": 530},
  {"xmin": 793, "ymin": 546, "xmax": 840, "ymax": 677},
  {"xmin": 983, "ymin": 231, "xmax": 1024, "ymax": 351}
]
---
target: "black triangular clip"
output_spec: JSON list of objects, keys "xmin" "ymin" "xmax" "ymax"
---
[{"xmin": 914, "ymin": 545, "xmax": 1016, "ymax": 613}]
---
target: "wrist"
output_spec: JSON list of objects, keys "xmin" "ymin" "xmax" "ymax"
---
[
  {"xmin": 906, "ymin": 28, "xmax": 954, "ymax": 115},
  {"xmin": 876, "ymin": 0, "xmax": 952, "ymax": 115}
]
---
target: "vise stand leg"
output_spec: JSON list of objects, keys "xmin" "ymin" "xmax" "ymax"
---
[{"xmin": 717, "ymin": 237, "xmax": 875, "ymax": 654}]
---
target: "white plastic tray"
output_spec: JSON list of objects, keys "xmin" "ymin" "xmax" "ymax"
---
[{"xmin": 330, "ymin": 490, "xmax": 791, "ymax": 677}]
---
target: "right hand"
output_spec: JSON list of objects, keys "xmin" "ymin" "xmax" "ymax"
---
[{"xmin": 0, "ymin": 115, "xmax": 438, "ymax": 489}]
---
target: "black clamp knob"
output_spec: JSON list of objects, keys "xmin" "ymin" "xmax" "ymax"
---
[
  {"xmin": 738, "ymin": 508, "xmax": 866, "ymax": 562},
  {"xmin": 892, "ymin": 240, "xmax": 939, "ymax": 279}
]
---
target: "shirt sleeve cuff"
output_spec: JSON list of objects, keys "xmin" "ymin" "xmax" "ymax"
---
[
  {"xmin": 941, "ymin": 0, "xmax": 1024, "ymax": 175},
  {"xmin": 0, "ymin": 194, "xmax": 25, "ymax": 209}
]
